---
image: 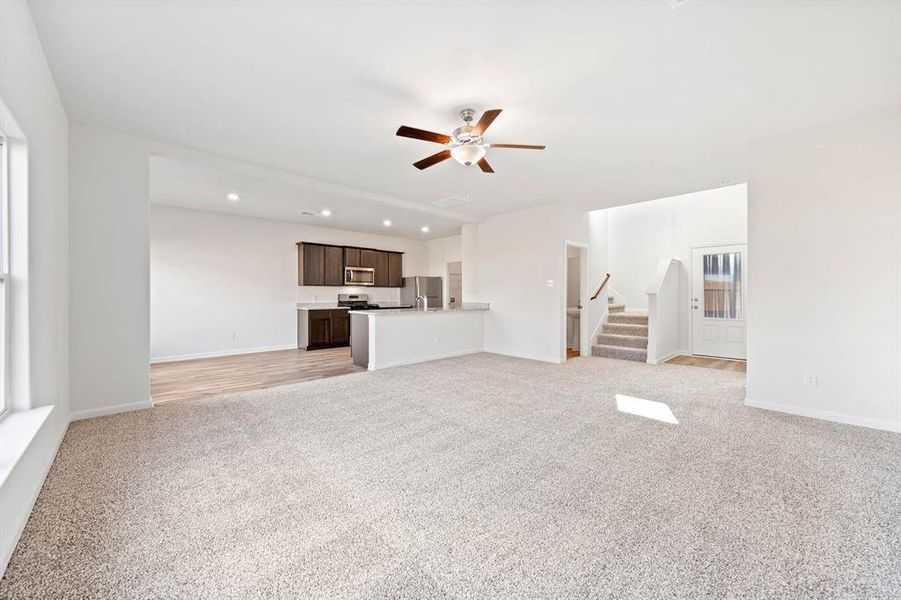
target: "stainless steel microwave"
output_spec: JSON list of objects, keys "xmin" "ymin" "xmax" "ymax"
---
[{"xmin": 344, "ymin": 266, "xmax": 375, "ymax": 286}]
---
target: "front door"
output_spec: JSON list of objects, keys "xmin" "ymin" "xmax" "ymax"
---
[{"xmin": 691, "ymin": 244, "xmax": 747, "ymax": 359}]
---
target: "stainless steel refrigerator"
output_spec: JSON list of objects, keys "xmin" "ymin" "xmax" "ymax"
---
[{"xmin": 401, "ymin": 276, "xmax": 442, "ymax": 309}]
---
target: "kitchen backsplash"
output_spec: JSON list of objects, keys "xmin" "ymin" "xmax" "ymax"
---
[{"xmin": 297, "ymin": 285, "xmax": 402, "ymax": 303}]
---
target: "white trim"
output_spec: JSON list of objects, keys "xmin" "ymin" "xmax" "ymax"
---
[
  {"xmin": 369, "ymin": 348, "xmax": 483, "ymax": 370},
  {"xmin": 589, "ymin": 307, "xmax": 609, "ymax": 344},
  {"xmin": 745, "ymin": 398, "xmax": 901, "ymax": 434},
  {"xmin": 150, "ymin": 344, "xmax": 297, "ymax": 364},
  {"xmin": 484, "ymin": 348, "xmax": 563, "ymax": 364},
  {"xmin": 649, "ymin": 350, "xmax": 682, "ymax": 365},
  {"xmin": 562, "ymin": 241, "xmax": 590, "ymax": 361},
  {"xmin": 0, "ymin": 405, "xmax": 67, "ymax": 576},
  {"xmin": 69, "ymin": 400, "xmax": 153, "ymax": 422},
  {"xmin": 690, "ymin": 240, "xmax": 749, "ymax": 250}
]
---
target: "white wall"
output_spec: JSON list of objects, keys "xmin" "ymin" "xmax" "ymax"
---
[
  {"xmin": 69, "ymin": 124, "xmax": 152, "ymax": 419},
  {"xmin": 746, "ymin": 108, "xmax": 901, "ymax": 432},
  {"xmin": 151, "ymin": 205, "xmax": 428, "ymax": 361},
  {"xmin": 587, "ymin": 210, "xmax": 610, "ymax": 341},
  {"xmin": 0, "ymin": 0, "xmax": 69, "ymax": 575},
  {"xmin": 598, "ymin": 184, "xmax": 747, "ymax": 352},
  {"xmin": 473, "ymin": 203, "xmax": 589, "ymax": 363}
]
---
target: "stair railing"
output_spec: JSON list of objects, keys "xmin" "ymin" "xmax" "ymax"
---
[{"xmin": 590, "ymin": 273, "xmax": 611, "ymax": 301}]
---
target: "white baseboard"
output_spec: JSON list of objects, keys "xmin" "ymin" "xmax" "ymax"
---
[
  {"xmin": 484, "ymin": 348, "xmax": 563, "ymax": 364},
  {"xmin": 69, "ymin": 400, "xmax": 154, "ymax": 422},
  {"xmin": 151, "ymin": 344, "xmax": 297, "ymax": 364},
  {"xmin": 370, "ymin": 348, "xmax": 484, "ymax": 370},
  {"xmin": 745, "ymin": 398, "xmax": 901, "ymax": 433},
  {"xmin": 648, "ymin": 350, "xmax": 681, "ymax": 365}
]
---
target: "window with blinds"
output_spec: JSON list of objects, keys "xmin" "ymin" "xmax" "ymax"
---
[{"xmin": 702, "ymin": 251, "xmax": 743, "ymax": 320}]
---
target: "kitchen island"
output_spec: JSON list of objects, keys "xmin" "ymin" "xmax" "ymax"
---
[{"xmin": 349, "ymin": 305, "xmax": 489, "ymax": 370}]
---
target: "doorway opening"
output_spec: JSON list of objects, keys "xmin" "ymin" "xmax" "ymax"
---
[
  {"xmin": 564, "ymin": 243, "xmax": 588, "ymax": 360},
  {"xmin": 446, "ymin": 261, "xmax": 462, "ymax": 308}
]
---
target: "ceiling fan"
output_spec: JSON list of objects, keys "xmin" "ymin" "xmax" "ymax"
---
[{"xmin": 396, "ymin": 108, "xmax": 545, "ymax": 173}]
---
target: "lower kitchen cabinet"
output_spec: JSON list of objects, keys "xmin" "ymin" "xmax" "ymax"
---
[{"xmin": 298, "ymin": 309, "xmax": 350, "ymax": 350}]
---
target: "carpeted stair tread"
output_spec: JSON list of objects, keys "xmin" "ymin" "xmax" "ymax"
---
[
  {"xmin": 597, "ymin": 333, "xmax": 648, "ymax": 349},
  {"xmin": 591, "ymin": 344, "xmax": 647, "ymax": 362},
  {"xmin": 607, "ymin": 312, "xmax": 648, "ymax": 325},
  {"xmin": 602, "ymin": 322, "xmax": 649, "ymax": 336},
  {"xmin": 607, "ymin": 303, "xmax": 625, "ymax": 313}
]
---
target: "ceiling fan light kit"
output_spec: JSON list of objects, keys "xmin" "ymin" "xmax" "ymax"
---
[
  {"xmin": 450, "ymin": 143, "xmax": 486, "ymax": 166},
  {"xmin": 396, "ymin": 108, "xmax": 545, "ymax": 173}
]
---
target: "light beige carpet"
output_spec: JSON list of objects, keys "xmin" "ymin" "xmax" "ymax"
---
[{"xmin": 2, "ymin": 353, "xmax": 899, "ymax": 599}]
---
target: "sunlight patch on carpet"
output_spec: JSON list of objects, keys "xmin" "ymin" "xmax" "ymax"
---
[{"xmin": 616, "ymin": 394, "xmax": 679, "ymax": 424}]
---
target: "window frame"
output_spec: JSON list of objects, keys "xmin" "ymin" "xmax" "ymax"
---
[{"xmin": 0, "ymin": 132, "xmax": 8, "ymax": 418}]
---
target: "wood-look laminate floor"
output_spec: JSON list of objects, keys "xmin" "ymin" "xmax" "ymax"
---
[
  {"xmin": 151, "ymin": 347, "xmax": 363, "ymax": 405},
  {"xmin": 666, "ymin": 354, "xmax": 747, "ymax": 372},
  {"xmin": 566, "ymin": 348, "xmax": 580, "ymax": 359}
]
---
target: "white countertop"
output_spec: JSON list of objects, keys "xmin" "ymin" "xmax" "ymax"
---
[
  {"xmin": 296, "ymin": 303, "xmax": 348, "ymax": 310},
  {"xmin": 348, "ymin": 306, "xmax": 489, "ymax": 317},
  {"xmin": 296, "ymin": 302, "xmax": 414, "ymax": 310}
]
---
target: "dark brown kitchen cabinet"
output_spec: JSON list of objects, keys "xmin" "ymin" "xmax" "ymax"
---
[
  {"xmin": 330, "ymin": 309, "xmax": 349, "ymax": 343},
  {"xmin": 359, "ymin": 249, "xmax": 378, "ymax": 270},
  {"xmin": 374, "ymin": 251, "xmax": 389, "ymax": 287},
  {"xmin": 344, "ymin": 247, "xmax": 361, "ymax": 268},
  {"xmin": 323, "ymin": 246, "xmax": 344, "ymax": 286},
  {"xmin": 308, "ymin": 310, "xmax": 333, "ymax": 346},
  {"xmin": 298, "ymin": 243, "xmax": 343, "ymax": 286},
  {"xmin": 298, "ymin": 242, "xmax": 404, "ymax": 287},
  {"xmin": 303, "ymin": 309, "xmax": 349, "ymax": 349},
  {"xmin": 299, "ymin": 243, "xmax": 324, "ymax": 286},
  {"xmin": 387, "ymin": 252, "xmax": 403, "ymax": 287}
]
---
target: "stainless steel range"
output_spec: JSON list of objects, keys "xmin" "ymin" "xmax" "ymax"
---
[{"xmin": 337, "ymin": 293, "xmax": 412, "ymax": 310}]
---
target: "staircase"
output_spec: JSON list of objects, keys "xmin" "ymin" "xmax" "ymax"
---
[{"xmin": 591, "ymin": 297, "xmax": 648, "ymax": 362}]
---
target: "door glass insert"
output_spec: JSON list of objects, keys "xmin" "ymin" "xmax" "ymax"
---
[{"xmin": 703, "ymin": 252, "xmax": 743, "ymax": 319}]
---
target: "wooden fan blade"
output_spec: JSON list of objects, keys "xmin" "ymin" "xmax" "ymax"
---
[
  {"xmin": 472, "ymin": 109, "xmax": 502, "ymax": 135},
  {"xmin": 413, "ymin": 149, "xmax": 452, "ymax": 170},
  {"xmin": 396, "ymin": 125, "xmax": 451, "ymax": 145},
  {"xmin": 490, "ymin": 143, "xmax": 546, "ymax": 150},
  {"xmin": 477, "ymin": 158, "xmax": 494, "ymax": 173}
]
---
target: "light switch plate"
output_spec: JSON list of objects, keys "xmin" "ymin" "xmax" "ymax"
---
[{"xmin": 546, "ymin": 280, "xmax": 554, "ymax": 288}]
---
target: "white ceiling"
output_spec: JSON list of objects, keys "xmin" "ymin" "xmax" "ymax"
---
[
  {"xmin": 30, "ymin": 0, "xmax": 901, "ymax": 221},
  {"xmin": 150, "ymin": 154, "xmax": 464, "ymax": 240}
]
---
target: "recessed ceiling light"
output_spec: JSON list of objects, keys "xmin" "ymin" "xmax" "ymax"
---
[
  {"xmin": 383, "ymin": 219, "xmax": 392, "ymax": 227},
  {"xmin": 226, "ymin": 192, "xmax": 240, "ymax": 202},
  {"xmin": 321, "ymin": 209, "xmax": 331, "ymax": 217},
  {"xmin": 421, "ymin": 226, "xmax": 430, "ymax": 233}
]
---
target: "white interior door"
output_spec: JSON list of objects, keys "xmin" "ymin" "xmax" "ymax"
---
[{"xmin": 691, "ymin": 244, "xmax": 747, "ymax": 359}]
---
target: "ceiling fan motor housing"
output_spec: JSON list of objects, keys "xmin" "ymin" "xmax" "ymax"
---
[{"xmin": 452, "ymin": 125, "xmax": 482, "ymax": 145}]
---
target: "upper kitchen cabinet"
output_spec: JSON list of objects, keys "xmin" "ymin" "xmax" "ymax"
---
[
  {"xmin": 323, "ymin": 246, "xmax": 344, "ymax": 286},
  {"xmin": 387, "ymin": 252, "xmax": 403, "ymax": 287},
  {"xmin": 344, "ymin": 247, "xmax": 361, "ymax": 268},
  {"xmin": 298, "ymin": 243, "xmax": 404, "ymax": 287},
  {"xmin": 374, "ymin": 251, "xmax": 389, "ymax": 287},
  {"xmin": 297, "ymin": 243, "xmax": 343, "ymax": 286}
]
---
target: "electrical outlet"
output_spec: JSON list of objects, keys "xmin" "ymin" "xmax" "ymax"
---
[
  {"xmin": 227, "ymin": 331, "xmax": 236, "ymax": 341},
  {"xmin": 546, "ymin": 279, "xmax": 554, "ymax": 288},
  {"xmin": 803, "ymin": 372, "xmax": 817, "ymax": 387}
]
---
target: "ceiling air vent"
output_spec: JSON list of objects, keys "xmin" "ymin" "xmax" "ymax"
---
[
  {"xmin": 299, "ymin": 211, "xmax": 318, "ymax": 216},
  {"xmin": 431, "ymin": 196, "xmax": 470, "ymax": 209}
]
